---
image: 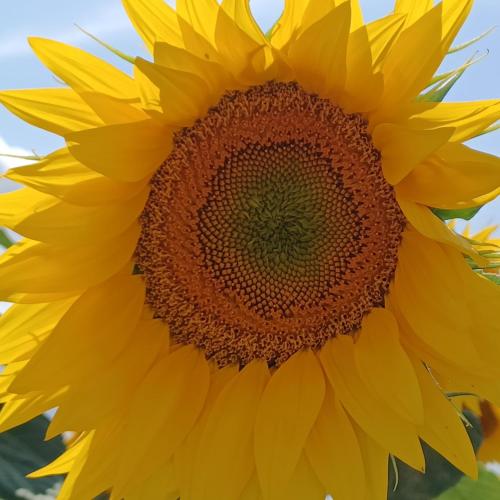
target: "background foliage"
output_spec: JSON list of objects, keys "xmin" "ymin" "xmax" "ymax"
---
[{"xmin": 0, "ymin": 413, "xmax": 64, "ymax": 499}]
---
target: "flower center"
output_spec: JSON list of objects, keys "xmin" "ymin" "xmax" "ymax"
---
[
  {"xmin": 136, "ymin": 81, "xmax": 406, "ymax": 367},
  {"xmin": 197, "ymin": 140, "xmax": 363, "ymax": 322}
]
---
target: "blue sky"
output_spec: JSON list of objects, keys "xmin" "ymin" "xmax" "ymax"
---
[{"xmin": 0, "ymin": 0, "xmax": 499, "ymax": 231}]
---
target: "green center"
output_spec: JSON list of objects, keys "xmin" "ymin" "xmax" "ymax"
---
[
  {"xmin": 233, "ymin": 167, "xmax": 325, "ymax": 274},
  {"xmin": 196, "ymin": 139, "xmax": 363, "ymax": 320}
]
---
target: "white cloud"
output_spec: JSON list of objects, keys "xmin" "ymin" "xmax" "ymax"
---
[
  {"xmin": 0, "ymin": 136, "xmax": 34, "ymax": 170},
  {"xmin": 0, "ymin": 4, "xmax": 132, "ymax": 60},
  {"xmin": 0, "ymin": 136, "xmax": 34, "ymax": 194}
]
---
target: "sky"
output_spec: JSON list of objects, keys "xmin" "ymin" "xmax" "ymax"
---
[{"xmin": 0, "ymin": 0, "xmax": 499, "ymax": 232}]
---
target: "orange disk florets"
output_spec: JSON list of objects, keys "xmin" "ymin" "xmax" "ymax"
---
[{"xmin": 136, "ymin": 81, "xmax": 406, "ymax": 367}]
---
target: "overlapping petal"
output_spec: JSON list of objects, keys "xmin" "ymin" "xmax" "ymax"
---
[{"xmin": 0, "ymin": 88, "xmax": 103, "ymax": 135}]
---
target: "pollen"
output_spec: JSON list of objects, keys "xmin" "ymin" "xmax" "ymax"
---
[{"xmin": 136, "ymin": 81, "xmax": 406, "ymax": 367}]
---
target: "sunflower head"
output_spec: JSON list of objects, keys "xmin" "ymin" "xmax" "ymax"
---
[
  {"xmin": 137, "ymin": 79, "xmax": 406, "ymax": 367},
  {"xmin": 0, "ymin": 1, "xmax": 499, "ymax": 499}
]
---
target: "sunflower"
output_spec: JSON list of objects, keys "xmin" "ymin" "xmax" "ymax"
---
[
  {"xmin": 0, "ymin": 0, "xmax": 500, "ymax": 499},
  {"xmin": 454, "ymin": 224, "xmax": 500, "ymax": 463}
]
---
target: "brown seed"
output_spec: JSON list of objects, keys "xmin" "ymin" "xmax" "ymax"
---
[{"xmin": 136, "ymin": 81, "xmax": 406, "ymax": 367}]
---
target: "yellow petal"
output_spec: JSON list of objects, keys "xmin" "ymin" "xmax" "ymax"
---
[
  {"xmin": 67, "ymin": 119, "xmax": 172, "ymax": 182},
  {"xmin": 10, "ymin": 274, "xmax": 145, "ymax": 395},
  {"xmin": 390, "ymin": 230, "xmax": 484, "ymax": 372},
  {"xmin": 0, "ymin": 361, "xmax": 26, "ymax": 397},
  {"xmin": 0, "ymin": 186, "xmax": 147, "ymax": 244},
  {"xmin": 112, "ymin": 346, "xmax": 209, "ymax": 497},
  {"xmin": 3, "ymin": 291, "xmax": 78, "ymax": 305},
  {"xmin": 191, "ymin": 360, "xmax": 269, "ymax": 500},
  {"xmin": 6, "ymin": 148, "xmax": 147, "ymax": 206},
  {"xmin": 254, "ymin": 350, "xmax": 325, "ymax": 500},
  {"xmin": 445, "ymin": 249, "xmax": 500, "ymax": 370},
  {"xmin": 122, "ymin": 0, "xmax": 182, "ymax": 53},
  {"xmin": 175, "ymin": 364, "xmax": 239, "ymax": 500},
  {"xmin": 125, "ymin": 461, "xmax": 178, "ymax": 500},
  {"xmin": 135, "ymin": 58, "xmax": 211, "ymax": 127},
  {"xmin": 58, "ymin": 426, "xmax": 120, "ymax": 499},
  {"xmin": 396, "ymin": 196, "xmax": 485, "ymax": 264},
  {"xmin": 341, "ymin": 26, "xmax": 384, "ymax": 112},
  {"xmin": 176, "ymin": 13, "xmax": 223, "ymax": 62},
  {"xmin": 306, "ymin": 383, "xmax": 365, "ymax": 500},
  {"xmin": 397, "ymin": 142, "xmax": 500, "ymax": 209},
  {"xmin": 29, "ymin": 434, "xmax": 90, "ymax": 478},
  {"xmin": 299, "ymin": 0, "xmax": 336, "ymax": 30},
  {"xmin": 288, "ymin": 2, "xmax": 350, "ymax": 98},
  {"xmin": 269, "ymin": 0, "xmax": 309, "ymax": 50},
  {"xmin": 394, "ymin": 0, "xmax": 434, "ymax": 27},
  {"xmin": 47, "ymin": 319, "xmax": 168, "ymax": 436},
  {"xmin": 300, "ymin": 0, "xmax": 362, "ymax": 33},
  {"xmin": 214, "ymin": 6, "xmax": 266, "ymax": 79},
  {"xmin": 320, "ymin": 336, "xmax": 424, "ymax": 471},
  {"xmin": 28, "ymin": 38, "xmax": 138, "ymax": 99},
  {"xmin": 0, "ymin": 299, "xmax": 74, "ymax": 364},
  {"xmin": 393, "ymin": 290, "xmax": 500, "ymax": 391},
  {"xmin": 471, "ymin": 187, "xmax": 500, "ymax": 208},
  {"xmin": 345, "ymin": 0, "xmax": 364, "ymax": 30},
  {"xmin": 431, "ymin": 355, "xmax": 500, "ymax": 408},
  {"xmin": 407, "ymin": 100, "xmax": 500, "ymax": 142},
  {"xmin": 355, "ymin": 308, "xmax": 424, "ymax": 424},
  {"xmin": 372, "ymin": 123, "xmax": 453, "ymax": 185},
  {"xmin": 240, "ymin": 475, "xmax": 263, "ymax": 500},
  {"xmin": 377, "ymin": 0, "xmax": 472, "ymax": 120},
  {"xmin": 0, "ymin": 389, "xmax": 66, "ymax": 433},
  {"xmin": 154, "ymin": 42, "xmax": 232, "ymax": 94},
  {"xmin": 378, "ymin": 5, "xmax": 443, "ymax": 116},
  {"xmin": 177, "ymin": 0, "xmax": 219, "ymax": 44},
  {"xmin": 0, "ymin": 88, "xmax": 102, "ymax": 136},
  {"xmin": 0, "ymin": 300, "xmax": 70, "ymax": 346},
  {"xmin": 468, "ymin": 225, "xmax": 498, "ymax": 243},
  {"xmin": 366, "ymin": 13, "xmax": 406, "ymax": 70},
  {"xmin": 134, "ymin": 63, "xmax": 162, "ymax": 114},
  {"xmin": 0, "ymin": 225, "xmax": 139, "ymax": 300},
  {"xmin": 410, "ymin": 356, "xmax": 478, "ymax": 478},
  {"xmin": 283, "ymin": 454, "xmax": 325, "ymax": 500},
  {"xmin": 222, "ymin": 0, "xmax": 267, "ymax": 44},
  {"xmin": 79, "ymin": 92, "xmax": 147, "ymax": 124},
  {"xmin": 352, "ymin": 423, "xmax": 389, "ymax": 500}
]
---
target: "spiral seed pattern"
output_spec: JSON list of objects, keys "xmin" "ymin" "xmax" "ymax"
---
[{"xmin": 136, "ymin": 81, "xmax": 406, "ymax": 367}]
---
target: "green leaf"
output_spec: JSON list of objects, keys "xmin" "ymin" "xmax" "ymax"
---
[
  {"xmin": 478, "ymin": 272, "xmax": 500, "ymax": 286},
  {"xmin": 0, "ymin": 152, "xmax": 42, "ymax": 161},
  {"xmin": 432, "ymin": 206, "xmax": 482, "ymax": 221},
  {"xmin": 448, "ymin": 26, "xmax": 496, "ymax": 54},
  {"xmin": 425, "ymin": 52, "xmax": 487, "ymax": 89},
  {"xmin": 0, "ymin": 414, "xmax": 65, "ymax": 499},
  {"xmin": 420, "ymin": 50, "xmax": 489, "ymax": 103},
  {"xmin": 0, "ymin": 228, "xmax": 13, "ymax": 249},
  {"xmin": 436, "ymin": 466, "xmax": 500, "ymax": 499},
  {"xmin": 74, "ymin": 24, "xmax": 135, "ymax": 64},
  {"xmin": 421, "ymin": 73, "xmax": 462, "ymax": 102},
  {"xmin": 421, "ymin": 63, "xmax": 469, "ymax": 103}
]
